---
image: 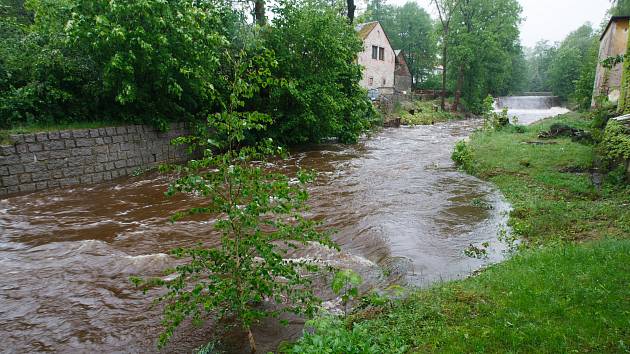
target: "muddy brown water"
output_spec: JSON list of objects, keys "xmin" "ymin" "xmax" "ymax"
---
[{"xmin": 0, "ymin": 120, "xmax": 511, "ymax": 353}]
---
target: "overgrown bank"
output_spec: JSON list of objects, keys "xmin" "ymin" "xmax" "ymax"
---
[{"xmin": 288, "ymin": 113, "xmax": 630, "ymax": 353}]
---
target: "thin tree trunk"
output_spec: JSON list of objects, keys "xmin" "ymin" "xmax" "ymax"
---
[
  {"xmin": 254, "ymin": 0, "xmax": 265, "ymax": 26},
  {"xmin": 248, "ymin": 328, "xmax": 257, "ymax": 353},
  {"xmin": 347, "ymin": 0, "xmax": 356, "ymax": 24},
  {"xmin": 453, "ymin": 65, "xmax": 464, "ymax": 112},
  {"xmin": 441, "ymin": 38, "xmax": 448, "ymax": 111}
]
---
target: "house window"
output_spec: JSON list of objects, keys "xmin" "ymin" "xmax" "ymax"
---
[
  {"xmin": 372, "ymin": 46, "xmax": 378, "ymax": 60},
  {"xmin": 369, "ymin": 77, "xmax": 374, "ymax": 86},
  {"xmin": 379, "ymin": 47, "xmax": 385, "ymax": 61}
]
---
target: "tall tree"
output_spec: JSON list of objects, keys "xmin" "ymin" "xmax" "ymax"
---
[
  {"xmin": 432, "ymin": 0, "xmax": 461, "ymax": 110},
  {"xmin": 447, "ymin": 0, "xmax": 522, "ymax": 112}
]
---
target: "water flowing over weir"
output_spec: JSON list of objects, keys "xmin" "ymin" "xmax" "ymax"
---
[
  {"xmin": 495, "ymin": 95, "xmax": 570, "ymax": 125},
  {"xmin": 0, "ymin": 120, "xmax": 511, "ymax": 353}
]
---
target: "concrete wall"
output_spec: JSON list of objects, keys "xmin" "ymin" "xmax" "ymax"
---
[
  {"xmin": 358, "ymin": 23, "xmax": 395, "ymax": 91},
  {"xmin": 593, "ymin": 19, "xmax": 629, "ymax": 106},
  {"xmin": 0, "ymin": 123, "xmax": 190, "ymax": 197}
]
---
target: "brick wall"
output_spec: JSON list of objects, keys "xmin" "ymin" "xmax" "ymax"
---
[{"xmin": 0, "ymin": 123, "xmax": 190, "ymax": 197}]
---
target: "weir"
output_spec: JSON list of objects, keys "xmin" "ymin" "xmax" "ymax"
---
[
  {"xmin": 495, "ymin": 95, "xmax": 562, "ymax": 110},
  {"xmin": 495, "ymin": 95, "xmax": 569, "ymax": 125}
]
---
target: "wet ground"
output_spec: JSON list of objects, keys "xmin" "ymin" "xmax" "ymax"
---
[{"xmin": 0, "ymin": 120, "xmax": 512, "ymax": 353}]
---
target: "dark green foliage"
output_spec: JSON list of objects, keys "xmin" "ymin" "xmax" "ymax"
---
[
  {"xmin": 1, "ymin": 0, "xmax": 373, "ymax": 144},
  {"xmin": 67, "ymin": 0, "xmax": 228, "ymax": 129},
  {"xmin": 133, "ymin": 51, "xmax": 336, "ymax": 351},
  {"xmin": 261, "ymin": 0, "xmax": 375, "ymax": 144}
]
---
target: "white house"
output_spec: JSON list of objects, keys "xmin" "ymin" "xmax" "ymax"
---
[{"xmin": 356, "ymin": 21, "xmax": 395, "ymax": 94}]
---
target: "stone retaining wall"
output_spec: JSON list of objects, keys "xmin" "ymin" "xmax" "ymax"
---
[{"xmin": 0, "ymin": 123, "xmax": 190, "ymax": 197}]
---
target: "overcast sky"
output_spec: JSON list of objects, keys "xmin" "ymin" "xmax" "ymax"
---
[{"xmin": 382, "ymin": 0, "xmax": 611, "ymax": 48}]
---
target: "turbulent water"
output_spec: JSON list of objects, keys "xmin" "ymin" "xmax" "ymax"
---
[
  {"xmin": 0, "ymin": 120, "xmax": 512, "ymax": 353},
  {"xmin": 495, "ymin": 95, "xmax": 570, "ymax": 125}
]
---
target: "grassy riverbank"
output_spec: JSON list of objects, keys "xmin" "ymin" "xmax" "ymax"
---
[{"xmin": 288, "ymin": 112, "xmax": 630, "ymax": 353}]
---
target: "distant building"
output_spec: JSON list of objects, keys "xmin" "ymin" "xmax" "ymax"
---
[
  {"xmin": 356, "ymin": 21, "xmax": 395, "ymax": 95},
  {"xmin": 593, "ymin": 16, "xmax": 630, "ymax": 107},
  {"xmin": 394, "ymin": 50, "xmax": 412, "ymax": 93}
]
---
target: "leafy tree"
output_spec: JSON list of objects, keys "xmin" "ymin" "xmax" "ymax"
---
[
  {"xmin": 134, "ymin": 50, "xmax": 336, "ymax": 352},
  {"xmin": 260, "ymin": 0, "xmax": 375, "ymax": 144},
  {"xmin": 432, "ymin": 0, "xmax": 462, "ymax": 110},
  {"xmin": 66, "ymin": 0, "xmax": 230, "ymax": 129},
  {"xmin": 447, "ymin": 0, "xmax": 523, "ymax": 113},
  {"xmin": 524, "ymin": 40, "xmax": 557, "ymax": 92},
  {"xmin": 547, "ymin": 24, "xmax": 597, "ymax": 101},
  {"xmin": 573, "ymin": 37, "xmax": 599, "ymax": 110},
  {"xmin": 609, "ymin": 0, "xmax": 630, "ymax": 15}
]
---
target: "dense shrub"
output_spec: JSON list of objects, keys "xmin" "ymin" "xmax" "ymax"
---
[{"xmin": 260, "ymin": 0, "xmax": 375, "ymax": 144}]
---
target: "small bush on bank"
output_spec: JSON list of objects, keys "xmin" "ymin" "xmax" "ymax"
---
[
  {"xmin": 451, "ymin": 140, "xmax": 474, "ymax": 173},
  {"xmin": 398, "ymin": 100, "xmax": 460, "ymax": 126}
]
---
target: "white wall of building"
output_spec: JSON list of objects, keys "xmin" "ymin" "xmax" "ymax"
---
[{"xmin": 357, "ymin": 23, "xmax": 395, "ymax": 92}]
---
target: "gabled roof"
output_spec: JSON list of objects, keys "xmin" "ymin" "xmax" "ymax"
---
[
  {"xmin": 601, "ymin": 16, "xmax": 630, "ymax": 41},
  {"xmin": 394, "ymin": 50, "xmax": 402, "ymax": 56},
  {"xmin": 356, "ymin": 21, "xmax": 379, "ymax": 40}
]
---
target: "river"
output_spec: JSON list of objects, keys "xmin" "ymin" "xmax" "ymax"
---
[{"xmin": 1, "ymin": 119, "xmax": 513, "ymax": 353}]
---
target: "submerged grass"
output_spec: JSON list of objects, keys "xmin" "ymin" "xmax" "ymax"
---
[
  {"xmin": 398, "ymin": 100, "xmax": 462, "ymax": 126},
  {"xmin": 288, "ymin": 112, "xmax": 630, "ymax": 353}
]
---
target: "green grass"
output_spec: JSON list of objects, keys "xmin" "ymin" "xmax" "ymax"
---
[
  {"xmin": 290, "ymin": 240, "xmax": 630, "ymax": 353},
  {"xmin": 0, "ymin": 121, "xmax": 121, "ymax": 144},
  {"xmin": 397, "ymin": 100, "xmax": 462, "ymax": 126},
  {"xmin": 289, "ymin": 112, "xmax": 630, "ymax": 353},
  {"xmin": 468, "ymin": 112, "xmax": 629, "ymax": 244}
]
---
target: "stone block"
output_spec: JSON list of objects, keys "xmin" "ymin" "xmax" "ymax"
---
[
  {"xmin": 19, "ymin": 183, "xmax": 36, "ymax": 193},
  {"xmin": 103, "ymin": 136, "xmax": 113, "ymax": 144},
  {"xmin": 112, "ymin": 135, "xmax": 124, "ymax": 143},
  {"xmin": 89, "ymin": 129, "xmax": 100, "ymax": 138},
  {"xmin": 65, "ymin": 140, "xmax": 76, "ymax": 149},
  {"xmin": 72, "ymin": 130, "xmax": 88, "ymax": 138},
  {"xmin": 16, "ymin": 144, "xmax": 28, "ymax": 154},
  {"xmin": 59, "ymin": 177, "xmax": 79, "ymax": 187},
  {"xmin": 96, "ymin": 154, "xmax": 109, "ymax": 163},
  {"xmin": 28, "ymin": 143, "xmax": 43, "ymax": 153},
  {"xmin": 59, "ymin": 131, "xmax": 72, "ymax": 139},
  {"xmin": 44, "ymin": 140, "xmax": 65, "ymax": 151},
  {"xmin": 0, "ymin": 145, "xmax": 16, "ymax": 156},
  {"xmin": 48, "ymin": 150, "xmax": 69, "ymax": 159},
  {"xmin": 105, "ymin": 162, "xmax": 115, "ymax": 171},
  {"xmin": 46, "ymin": 159, "xmax": 67, "ymax": 170},
  {"xmin": 48, "ymin": 180, "xmax": 60, "ymax": 188},
  {"xmin": 36, "ymin": 182, "xmax": 48, "ymax": 190},
  {"xmin": 92, "ymin": 145, "xmax": 108, "ymax": 154},
  {"xmin": 105, "ymin": 127, "xmax": 116, "ymax": 136},
  {"xmin": 31, "ymin": 171, "xmax": 51, "ymax": 182},
  {"xmin": 114, "ymin": 160, "xmax": 127, "ymax": 169},
  {"xmin": 1, "ymin": 155, "xmax": 20, "ymax": 166},
  {"xmin": 20, "ymin": 135, "xmax": 33, "ymax": 143},
  {"xmin": 0, "ymin": 188, "xmax": 7, "ymax": 196},
  {"xmin": 0, "ymin": 167, "xmax": 8, "ymax": 176},
  {"xmin": 84, "ymin": 166, "xmax": 94, "ymax": 174},
  {"xmin": 8, "ymin": 186, "xmax": 19, "ymax": 194},
  {"xmin": 94, "ymin": 164, "xmax": 105, "ymax": 172},
  {"xmin": 67, "ymin": 158, "xmax": 83, "ymax": 167},
  {"xmin": 51, "ymin": 170, "xmax": 63, "ymax": 179},
  {"xmin": 116, "ymin": 127, "xmax": 127, "ymax": 135},
  {"xmin": 8, "ymin": 165, "xmax": 24, "ymax": 174},
  {"xmin": 80, "ymin": 175, "xmax": 93, "ymax": 184},
  {"xmin": 103, "ymin": 171, "xmax": 112, "ymax": 180},
  {"xmin": 92, "ymin": 173, "xmax": 104, "ymax": 183},
  {"xmin": 94, "ymin": 137, "xmax": 104, "ymax": 145},
  {"xmin": 75, "ymin": 138, "xmax": 95, "ymax": 147},
  {"xmin": 63, "ymin": 167, "xmax": 82, "ymax": 177},
  {"xmin": 2, "ymin": 175, "xmax": 19, "ymax": 187},
  {"xmin": 72, "ymin": 147, "xmax": 92, "ymax": 157},
  {"xmin": 18, "ymin": 173, "xmax": 32, "ymax": 183},
  {"xmin": 48, "ymin": 131, "xmax": 60, "ymax": 140},
  {"xmin": 35, "ymin": 133, "xmax": 48, "ymax": 142}
]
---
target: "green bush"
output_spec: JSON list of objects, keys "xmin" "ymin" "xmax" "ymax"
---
[
  {"xmin": 599, "ymin": 120, "xmax": 630, "ymax": 171},
  {"xmin": 260, "ymin": 0, "xmax": 375, "ymax": 144},
  {"xmin": 452, "ymin": 140, "xmax": 474, "ymax": 173}
]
